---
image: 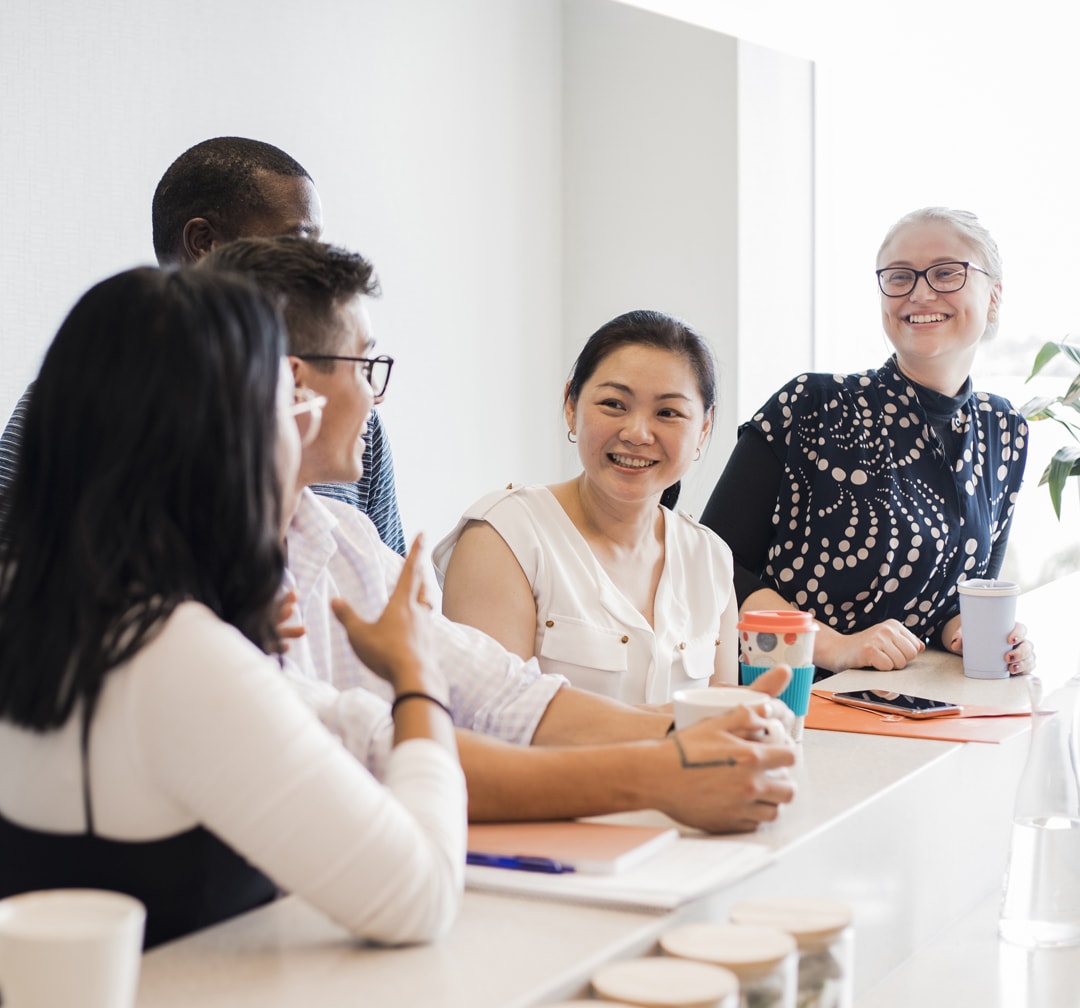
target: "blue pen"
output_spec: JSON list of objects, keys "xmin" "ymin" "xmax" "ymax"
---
[{"xmin": 466, "ymin": 851, "xmax": 575, "ymax": 874}]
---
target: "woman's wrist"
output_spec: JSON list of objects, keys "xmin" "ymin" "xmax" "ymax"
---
[
  {"xmin": 391, "ymin": 691, "xmax": 452, "ymax": 719},
  {"xmin": 387, "ymin": 660, "xmax": 442, "ymax": 697},
  {"xmin": 811, "ymin": 623, "xmax": 849, "ymax": 674}
]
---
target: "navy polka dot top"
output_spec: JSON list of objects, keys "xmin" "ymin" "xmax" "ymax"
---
[{"xmin": 718, "ymin": 356, "xmax": 1027, "ymax": 643}]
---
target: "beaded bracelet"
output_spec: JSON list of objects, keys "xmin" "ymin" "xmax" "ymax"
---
[{"xmin": 391, "ymin": 691, "xmax": 453, "ymax": 719}]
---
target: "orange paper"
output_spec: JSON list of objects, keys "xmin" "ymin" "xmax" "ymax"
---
[{"xmin": 806, "ymin": 691, "xmax": 1031, "ymax": 744}]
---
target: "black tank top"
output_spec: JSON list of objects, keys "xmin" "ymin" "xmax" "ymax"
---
[{"xmin": 0, "ymin": 708, "xmax": 276, "ymax": 949}]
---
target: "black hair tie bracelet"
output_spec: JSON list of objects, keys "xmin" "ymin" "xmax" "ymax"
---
[{"xmin": 391, "ymin": 691, "xmax": 453, "ymax": 719}]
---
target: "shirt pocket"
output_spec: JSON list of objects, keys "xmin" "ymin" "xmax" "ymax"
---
[
  {"xmin": 538, "ymin": 615, "xmax": 629, "ymax": 698},
  {"xmin": 670, "ymin": 633, "xmax": 717, "ymax": 692}
]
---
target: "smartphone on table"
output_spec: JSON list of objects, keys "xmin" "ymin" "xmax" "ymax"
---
[{"xmin": 829, "ymin": 689, "xmax": 962, "ymax": 719}]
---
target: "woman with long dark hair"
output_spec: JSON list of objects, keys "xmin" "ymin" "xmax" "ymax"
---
[{"xmin": 0, "ymin": 267, "xmax": 464, "ymax": 948}]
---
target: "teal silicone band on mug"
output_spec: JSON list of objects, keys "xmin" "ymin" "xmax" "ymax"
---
[{"xmin": 740, "ymin": 663, "xmax": 815, "ymax": 717}]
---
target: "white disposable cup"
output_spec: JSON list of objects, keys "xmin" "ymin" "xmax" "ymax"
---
[
  {"xmin": 672, "ymin": 685, "xmax": 788, "ymax": 742},
  {"xmin": 957, "ymin": 579, "xmax": 1020, "ymax": 679},
  {"xmin": 0, "ymin": 889, "xmax": 145, "ymax": 1008}
]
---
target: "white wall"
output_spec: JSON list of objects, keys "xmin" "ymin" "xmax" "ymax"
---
[
  {"xmin": 617, "ymin": 0, "xmax": 1080, "ymax": 586},
  {"xmin": 561, "ymin": 0, "xmax": 812, "ymax": 517},
  {"xmin": 1, "ymin": 0, "xmax": 565, "ymax": 542},
  {"xmin": 3, "ymin": 0, "xmax": 811, "ymax": 542},
  {"xmin": 10, "ymin": 0, "xmax": 1071, "ymax": 590}
]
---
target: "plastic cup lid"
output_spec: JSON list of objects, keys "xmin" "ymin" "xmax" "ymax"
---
[
  {"xmin": 957, "ymin": 579, "xmax": 1020, "ymax": 597},
  {"xmin": 592, "ymin": 957, "xmax": 738, "ymax": 1007},
  {"xmin": 737, "ymin": 610, "xmax": 818, "ymax": 634},
  {"xmin": 661, "ymin": 922, "xmax": 797, "ymax": 971},
  {"xmin": 729, "ymin": 897, "xmax": 852, "ymax": 946}
]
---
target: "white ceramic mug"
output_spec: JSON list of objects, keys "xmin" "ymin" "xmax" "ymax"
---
[
  {"xmin": 672, "ymin": 686, "xmax": 789, "ymax": 742},
  {"xmin": 0, "ymin": 889, "xmax": 146, "ymax": 1008}
]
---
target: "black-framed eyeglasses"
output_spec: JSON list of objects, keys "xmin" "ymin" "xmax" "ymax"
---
[
  {"xmin": 876, "ymin": 261, "xmax": 990, "ymax": 298},
  {"xmin": 295, "ymin": 354, "xmax": 394, "ymax": 397}
]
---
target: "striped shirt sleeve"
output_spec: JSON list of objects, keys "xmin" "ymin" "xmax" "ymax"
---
[{"xmin": 0, "ymin": 385, "xmax": 34, "ymax": 538}]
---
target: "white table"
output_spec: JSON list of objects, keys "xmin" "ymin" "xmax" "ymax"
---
[
  {"xmin": 854, "ymin": 572, "xmax": 1080, "ymax": 1007},
  {"xmin": 858, "ymin": 891, "xmax": 1080, "ymax": 1007},
  {"xmin": 136, "ymin": 574, "xmax": 1079, "ymax": 1007}
]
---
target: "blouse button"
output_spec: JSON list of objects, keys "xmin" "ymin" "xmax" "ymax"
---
[
  {"xmin": 545, "ymin": 620, "xmax": 554, "ymax": 628},
  {"xmin": 715, "ymin": 638, "xmax": 721, "ymax": 646},
  {"xmin": 620, "ymin": 635, "xmax": 629, "ymax": 644},
  {"xmin": 679, "ymin": 641, "xmax": 686, "ymax": 650}
]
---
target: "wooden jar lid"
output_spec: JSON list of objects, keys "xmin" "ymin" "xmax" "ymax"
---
[
  {"xmin": 592, "ymin": 956, "xmax": 738, "ymax": 1006},
  {"xmin": 730, "ymin": 897, "xmax": 853, "ymax": 948},
  {"xmin": 660, "ymin": 921, "xmax": 796, "ymax": 973}
]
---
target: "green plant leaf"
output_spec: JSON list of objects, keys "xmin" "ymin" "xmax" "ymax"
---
[
  {"xmin": 1065, "ymin": 373, "xmax": 1080, "ymax": 406},
  {"xmin": 1027, "ymin": 341, "xmax": 1064, "ymax": 381},
  {"xmin": 1020, "ymin": 394, "xmax": 1057, "ymax": 420},
  {"xmin": 1048, "ymin": 415, "xmax": 1080, "ymax": 442},
  {"xmin": 1026, "ymin": 339, "xmax": 1080, "ymax": 382},
  {"xmin": 1046, "ymin": 445, "xmax": 1080, "ymax": 519},
  {"xmin": 1060, "ymin": 341, "xmax": 1080, "ymax": 369}
]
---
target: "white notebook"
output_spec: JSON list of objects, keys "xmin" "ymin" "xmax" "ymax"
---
[
  {"xmin": 467, "ymin": 820, "xmax": 678, "ymax": 875},
  {"xmin": 465, "ymin": 835, "xmax": 771, "ymax": 912}
]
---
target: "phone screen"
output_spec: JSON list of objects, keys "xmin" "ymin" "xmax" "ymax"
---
[{"xmin": 831, "ymin": 689, "xmax": 961, "ymax": 717}]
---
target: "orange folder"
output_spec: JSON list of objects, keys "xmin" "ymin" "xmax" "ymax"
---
[{"xmin": 806, "ymin": 691, "xmax": 1031, "ymax": 744}]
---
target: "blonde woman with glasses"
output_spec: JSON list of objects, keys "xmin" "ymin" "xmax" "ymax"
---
[{"xmin": 701, "ymin": 207, "xmax": 1035, "ymax": 678}]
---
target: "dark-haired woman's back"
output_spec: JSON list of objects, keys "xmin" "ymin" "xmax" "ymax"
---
[{"xmin": 0, "ymin": 265, "xmax": 465, "ymax": 947}]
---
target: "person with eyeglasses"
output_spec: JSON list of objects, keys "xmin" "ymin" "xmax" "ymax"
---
[
  {"xmin": 700, "ymin": 207, "xmax": 1036, "ymax": 677},
  {"xmin": 201, "ymin": 236, "xmax": 798, "ymax": 835},
  {"xmin": 0, "ymin": 137, "xmax": 408, "ymax": 557},
  {"xmin": 0, "ymin": 266, "xmax": 466, "ymax": 949}
]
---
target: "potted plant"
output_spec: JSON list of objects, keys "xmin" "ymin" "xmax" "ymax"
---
[{"xmin": 1022, "ymin": 339, "xmax": 1080, "ymax": 518}]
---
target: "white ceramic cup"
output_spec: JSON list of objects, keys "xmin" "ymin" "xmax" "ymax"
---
[
  {"xmin": 0, "ymin": 889, "xmax": 146, "ymax": 1008},
  {"xmin": 672, "ymin": 686, "xmax": 788, "ymax": 742}
]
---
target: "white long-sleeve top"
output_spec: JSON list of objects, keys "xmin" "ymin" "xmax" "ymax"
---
[{"xmin": 0, "ymin": 602, "xmax": 466, "ymax": 945}]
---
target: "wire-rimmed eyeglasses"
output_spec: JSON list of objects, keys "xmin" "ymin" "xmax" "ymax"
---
[
  {"xmin": 295, "ymin": 354, "xmax": 394, "ymax": 398},
  {"xmin": 288, "ymin": 386, "xmax": 327, "ymax": 447},
  {"xmin": 876, "ymin": 261, "xmax": 990, "ymax": 298}
]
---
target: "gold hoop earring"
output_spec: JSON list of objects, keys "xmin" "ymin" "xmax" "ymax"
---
[{"xmin": 567, "ymin": 430, "xmax": 577, "ymax": 444}]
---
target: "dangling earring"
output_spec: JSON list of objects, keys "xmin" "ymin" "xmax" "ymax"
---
[
  {"xmin": 567, "ymin": 430, "xmax": 577, "ymax": 444},
  {"xmin": 694, "ymin": 447, "xmax": 701, "ymax": 462}
]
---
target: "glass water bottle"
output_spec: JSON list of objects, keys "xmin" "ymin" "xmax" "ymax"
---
[{"xmin": 999, "ymin": 673, "xmax": 1080, "ymax": 947}]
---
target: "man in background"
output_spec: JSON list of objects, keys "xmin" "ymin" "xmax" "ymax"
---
[{"xmin": 0, "ymin": 136, "xmax": 406, "ymax": 554}]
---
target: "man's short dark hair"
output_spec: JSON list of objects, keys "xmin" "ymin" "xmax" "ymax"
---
[
  {"xmin": 152, "ymin": 137, "xmax": 311, "ymax": 264},
  {"xmin": 199, "ymin": 237, "xmax": 380, "ymax": 358}
]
